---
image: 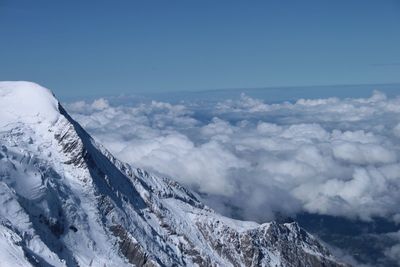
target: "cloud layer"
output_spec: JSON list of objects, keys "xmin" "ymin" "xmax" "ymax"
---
[{"xmin": 66, "ymin": 90, "xmax": 400, "ymax": 222}]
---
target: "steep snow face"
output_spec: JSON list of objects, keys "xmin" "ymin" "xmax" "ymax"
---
[
  {"xmin": 0, "ymin": 81, "xmax": 59, "ymax": 127},
  {"xmin": 0, "ymin": 82, "xmax": 347, "ymax": 266}
]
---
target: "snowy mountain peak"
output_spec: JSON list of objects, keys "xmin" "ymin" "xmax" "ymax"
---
[
  {"xmin": 0, "ymin": 82, "xmax": 347, "ymax": 266},
  {"xmin": 0, "ymin": 81, "xmax": 59, "ymax": 127}
]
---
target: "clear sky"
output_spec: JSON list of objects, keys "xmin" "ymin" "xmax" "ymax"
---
[{"xmin": 1, "ymin": 0, "xmax": 399, "ymax": 98}]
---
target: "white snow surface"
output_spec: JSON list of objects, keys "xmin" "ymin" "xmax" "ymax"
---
[
  {"xmin": 0, "ymin": 81, "xmax": 59, "ymax": 127},
  {"xmin": 0, "ymin": 82, "xmax": 345, "ymax": 267}
]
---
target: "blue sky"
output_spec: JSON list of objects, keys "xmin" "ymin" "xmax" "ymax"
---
[{"xmin": 1, "ymin": 0, "xmax": 400, "ymax": 98}]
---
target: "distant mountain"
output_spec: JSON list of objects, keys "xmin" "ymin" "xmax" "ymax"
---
[{"xmin": 0, "ymin": 81, "xmax": 346, "ymax": 266}]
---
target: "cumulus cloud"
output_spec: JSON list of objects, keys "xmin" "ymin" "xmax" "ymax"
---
[
  {"xmin": 65, "ymin": 90, "xmax": 400, "ymax": 223},
  {"xmin": 382, "ymin": 230, "xmax": 400, "ymax": 265},
  {"xmin": 385, "ymin": 243, "xmax": 400, "ymax": 264}
]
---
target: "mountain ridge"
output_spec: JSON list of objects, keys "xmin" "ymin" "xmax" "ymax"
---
[{"xmin": 0, "ymin": 81, "xmax": 347, "ymax": 266}]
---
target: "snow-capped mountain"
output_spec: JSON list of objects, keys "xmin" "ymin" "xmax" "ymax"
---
[{"xmin": 0, "ymin": 81, "xmax": 347, "ymax": 266}]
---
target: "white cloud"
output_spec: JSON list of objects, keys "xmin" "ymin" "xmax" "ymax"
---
[
  {"xmin": 65, "ymin": 91, "xmax": 400, "ymax": 222},
  {"xmin": 91, "ymin": 98, "xmax": 110, "ymax": 110},
  {"xmin": 332, "ymin": 142, "xmax": 397, "ymax": 165},
  {"xmin": 385, "ymin": 243, "xmax": 400, "ymax": 263},
  {"xmin": 383, "ymin": 231, "xmax": 400, "ymax": 264}
]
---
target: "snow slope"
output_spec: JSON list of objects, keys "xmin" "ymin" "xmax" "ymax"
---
[
  {"xmin": 0, "ymin": 81, "xmax": 59, "ymax": 126},
  {"xmin": 0, "ymin": 81, "xmax": 347, "ymax": 266}
]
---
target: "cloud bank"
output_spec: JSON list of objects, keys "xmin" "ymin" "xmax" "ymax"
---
[{"xmin": 65, "ymin": 90, "xmax": 400, "ymax": 222}]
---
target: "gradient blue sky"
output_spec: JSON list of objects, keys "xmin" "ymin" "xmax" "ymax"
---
[{"xmin": 1, "ymin": 0, "xmax": 399, "ymax": 98}]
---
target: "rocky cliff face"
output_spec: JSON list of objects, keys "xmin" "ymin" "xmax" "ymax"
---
[{"xmin": 0, "ymin": 81, "xmax": 347, "ymax": 266}]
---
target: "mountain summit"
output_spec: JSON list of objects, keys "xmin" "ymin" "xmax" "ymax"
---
[{"xmin": 0, "ymin": 82, "xmax": 346, "ymax": 266}]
